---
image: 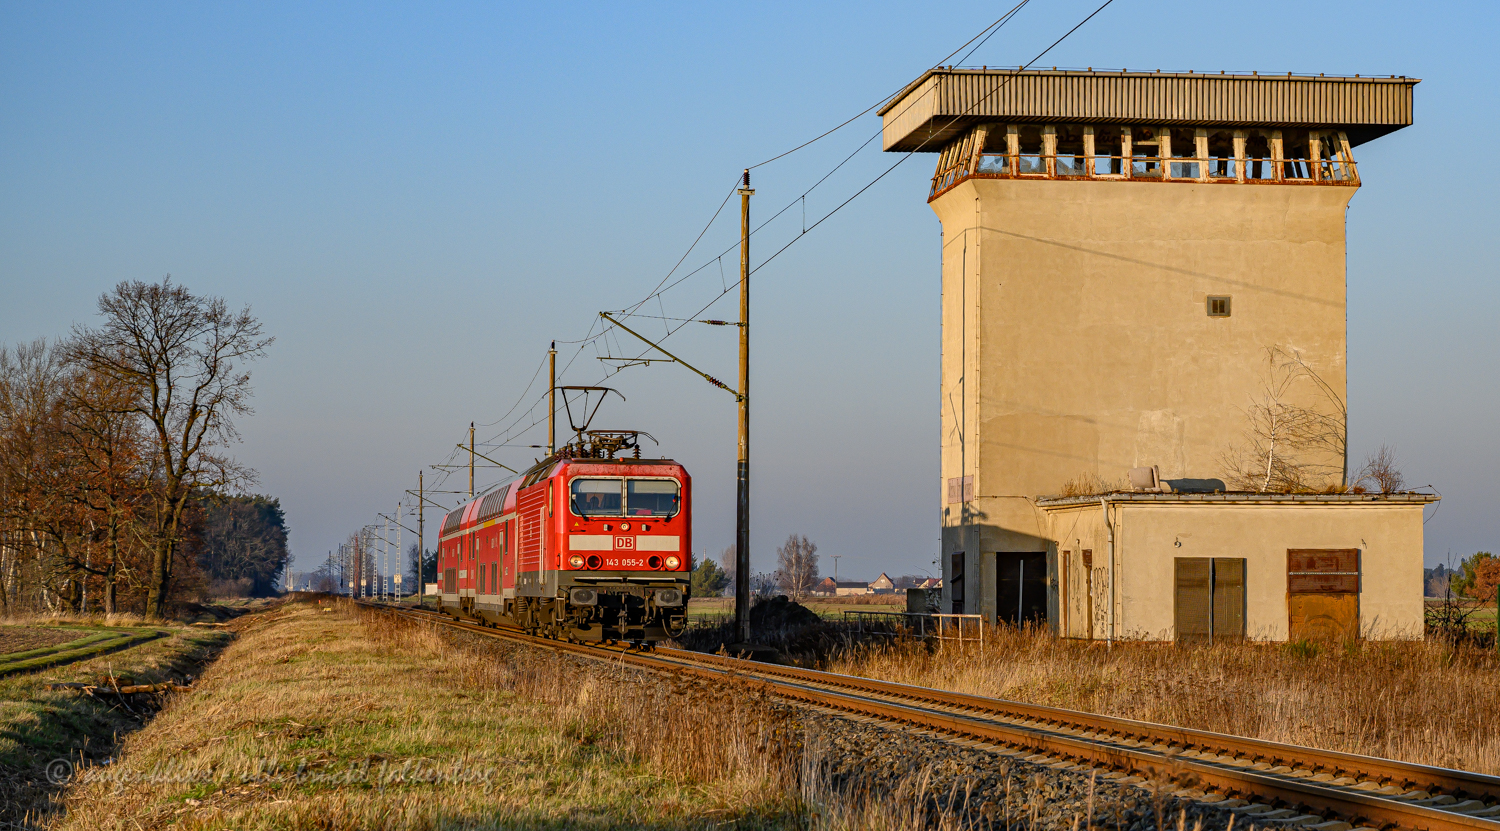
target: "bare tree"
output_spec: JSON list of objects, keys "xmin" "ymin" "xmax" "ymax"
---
[
  {"xmin": 68, "ymin": 279, "xmax": 271, "ymax": 618},
  {"xmin": 1220, "ymin": 346, "xmax": 1347, "ymax": 492},
  {"xmin": 1353, "ymin": 444, "xmax": 1405, "ymax": 494},
  {"xmin": 718, "ymin": 543, "xmax": 737, "ymax": 587},
  {"xmin": 0, "ymin": 339, "xmax": 75, "ymax": 611},
  {"xmin": 774, "ymin": 534, "xmax": 819, "ymax": 598},
  {"xmin": 60, "ymin": 363, "xmax": 151, "ymax": 614}
]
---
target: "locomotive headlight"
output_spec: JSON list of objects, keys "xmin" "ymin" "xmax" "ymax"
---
[
  {"xmin": 569, "ymin": 554, "xmax": 584, "ymax": 568},
  {"xmin": 665, "ymin": 556, "xmax": 681, "ymax": 569}
]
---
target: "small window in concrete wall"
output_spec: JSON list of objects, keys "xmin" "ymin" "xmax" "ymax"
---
[
  {"xmin": 950, "ymin": 552, "xmax": 965, "ymax": 613},
  {"xmin": 997, "ymin": 552, "xmax": 1048, "ymax": 626},
  {"xmin": 1174, "ymin": 558, "xmax": 1247, "ymax": 643},
  {"xmin": 946, "ymin": 476, "xmax": 974, "ymax": 503},
  {"xmin": 1207, "ymin": 296, "xmax": 1231, "ymax": 317}
]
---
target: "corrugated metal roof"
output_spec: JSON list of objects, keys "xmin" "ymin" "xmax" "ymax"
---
[{"xmin": 879, "ymin": 69, "xmax": 1418, "ymax": 151}]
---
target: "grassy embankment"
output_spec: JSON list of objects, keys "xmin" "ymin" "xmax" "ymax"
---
[
  {"xmin": 54, "ymin": 598, "xmax": 817, "ymax": 830},
  {"xmin": 0, "ymin": 616, "xmax": 233, "ymax": 827},
  {"xmin": 826, "ymin": 626, "xmax": 1500, "ymax": 774}
]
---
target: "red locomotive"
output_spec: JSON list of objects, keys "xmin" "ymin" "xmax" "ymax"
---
[{"xmin": 436, "ymin": 428, "xmax": 691, "ymax": 642}]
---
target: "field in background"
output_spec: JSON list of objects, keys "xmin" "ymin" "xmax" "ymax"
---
[
  {"xmin": 1426, "ymin": 597, "xmax": 1499, "ymax": 628},
  {"xmin": 0, "ymin": 618, "xmax": 232, "ymax": 827},
  {"xmin": 826, "ymin": 627, "xmax": 1500, "ymax": 774}
]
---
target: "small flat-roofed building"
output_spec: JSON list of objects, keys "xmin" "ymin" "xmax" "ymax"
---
[
  {"xmin": 1038, "ymin": 492, "xmax": 1437, "ymax": 641},
  {"xmin": 880, "ymin": 68, "xmax": 1434, "ymax": 639}
]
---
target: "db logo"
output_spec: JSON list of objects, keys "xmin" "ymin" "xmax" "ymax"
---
[{"xmin": 614, "ymin": 536, "xmax": 634, "ymax": 550}]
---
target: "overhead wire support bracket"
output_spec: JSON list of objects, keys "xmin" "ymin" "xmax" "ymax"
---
[
  {"xmin": 596, "ymin": 356, "xmax": 675, "ymax": 368},
  {"xmin": 377, "ymin": 513, "xmax": 419, "ymax": 537},
  {"xmin": 454, "ymin": 444, "xmax": 522, "ymax": 476},
  {"xmin": 404, "ymin": 490, "xmax": 453, "ymax": 510},
  {"xmin": 600, "ymin": 312, "xmax": 742, "ymax": 401}
]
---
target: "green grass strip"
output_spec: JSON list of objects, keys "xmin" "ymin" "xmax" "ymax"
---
[
  {"xmin": 0, "ymin": 629, "xmax": 168, "ymax": 677},
  {"xmin": 0, "ymin": 631, "xmax": 124, "ymax": 663}
]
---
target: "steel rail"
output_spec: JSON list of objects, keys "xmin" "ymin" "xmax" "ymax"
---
[{"xmin": 363, "ymin": 602, "xmax": 1500, "ymax": 831}]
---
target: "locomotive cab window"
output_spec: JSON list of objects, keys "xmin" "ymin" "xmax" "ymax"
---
[
  {"xmin": 627, "ymin": 479, "xmax": 680, "ymax": 517},
  {"xmin": 570, "ymin": 477, "xmax": 681, "ymax": 517},
  {"xmin": 571, "ymin": 478, "xmax": 624, "ymax": 516}
]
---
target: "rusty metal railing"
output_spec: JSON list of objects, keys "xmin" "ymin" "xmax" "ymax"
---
[
  {"xmin": 931, "ymin": 152, "xmax": 1357, "ymax": 198},
  {"xmin": 842, "ymin": 610, "xmax": 985, "ymax": 646}
]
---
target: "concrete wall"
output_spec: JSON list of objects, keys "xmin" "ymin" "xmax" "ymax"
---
[
  {"xmin": 936, "ymin": 176, "xmax": 1357, "ymax": 617},
  {"xmin": 1042, "ymin": 501, "xmax": 1426, "ymax": 641}
]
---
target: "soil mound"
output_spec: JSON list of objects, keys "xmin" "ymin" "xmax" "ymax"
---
[{"xmin": 749, "ymin": 595, "xmax": 822, "ymax": 630}]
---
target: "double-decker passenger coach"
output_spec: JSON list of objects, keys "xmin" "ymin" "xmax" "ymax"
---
[{"xmin": 436, "ymin": 430, "xmax": 690, "ymax": 642}]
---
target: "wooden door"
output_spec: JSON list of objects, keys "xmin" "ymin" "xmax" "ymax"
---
[
  {"xmin": 1212, "ymin": 558, "xmax": 1246, "ymax": 641},
  {"xmin": 1064, "ymin": 549, "xmax": 1093, "ymax": 639},
  {"xmin": 1175, "ymin": 558, "xmax": 1246, "ymax": 643},
  {"xmin": 1287, "ymin": 549, "xmax": 1360, "ymax": 642},
  {"xmin": 1175, "ymin": 558, "xmax": 1213, "ymax": 642}
]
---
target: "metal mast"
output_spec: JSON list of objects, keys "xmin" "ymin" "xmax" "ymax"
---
[
  {"xmin": 417, "ymin": 471, "xmax": 424, "ymax": 607},
  {"xmin": 734, "ymin": 169, "xmax": 754, "ymax": 644},
  {"xmin": 549, "ymin": 343, "xmax": 557, "ymax": 456},
  {"xmin": 468, "ymin": 422, "xmax": 475, "ymax": 500}
]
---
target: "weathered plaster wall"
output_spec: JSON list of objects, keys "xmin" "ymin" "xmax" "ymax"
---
[{"xmin": 937, "ymin": 176, "xmax": 1357, "ymax": 616}]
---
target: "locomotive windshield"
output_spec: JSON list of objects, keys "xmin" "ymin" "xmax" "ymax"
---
[
  {"xmin": 626, "ymin": 479, "xmax": 680, "ymax": 516},
  {"xmin": 569, "ymin": 477, "xmax": 680, "ymax": 517}
]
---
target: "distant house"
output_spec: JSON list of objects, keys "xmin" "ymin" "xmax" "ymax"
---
[
  {"xmin": 811, "ymin": 577, "xmax": 838, "ymax": 596},
  {"xmin": 870, "ymin": 573, "xmax": 895, "ymax": 594},
  {"xmin": 834, "ymin": 581, "xmax": 870, "ymax": 596},
  {"xmin": 916, "ymin": 577, "xmax": 942, "ymax": 590}
]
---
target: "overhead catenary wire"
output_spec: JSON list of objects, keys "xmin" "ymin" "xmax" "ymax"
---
[
  {"xmin": 402, "ymin": 1, "xmax": 1118, "ymax": 513},
  {"xmin": 595, "ymin": 0, "xmax": 1121, "ymax": 372},
  {"xmin": 744, "ymin": 0, "xmax": 1032, "ymax": 171},
  {"xmin": 609, "ymin": 0, "xmax": 1033, "ymax": 325}
]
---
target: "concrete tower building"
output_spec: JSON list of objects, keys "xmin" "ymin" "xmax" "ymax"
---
[{"xmin": 880, "ymin": 69, "xmax": 1435, "ymax": 641}]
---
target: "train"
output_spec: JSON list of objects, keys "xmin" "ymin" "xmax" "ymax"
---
[{"xmin": 436, "ymin": 429, "xmax": 691, "ymax": 642}]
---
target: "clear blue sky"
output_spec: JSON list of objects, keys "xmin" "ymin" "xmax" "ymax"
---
[{"xmin": 3, "ymin": 1, "xmax": 1495, "ymax": 579}]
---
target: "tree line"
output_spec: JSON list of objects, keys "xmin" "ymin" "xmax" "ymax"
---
[{"xmin": 0, "ymin": 279, "xmax": 275, "ymax": 617}]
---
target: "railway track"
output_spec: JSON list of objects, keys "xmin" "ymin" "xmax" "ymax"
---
[{"xmin": 363, "ymin": 601, "xmax": 1500, "ymax": 831}]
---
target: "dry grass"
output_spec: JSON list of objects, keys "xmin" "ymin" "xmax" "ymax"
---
[
  {"xmin": 54, "ymin": 599, "xmax": 1105, "ymax": 830},
  {"xmin": 55, "ymin": 599, "xmax": 810, "ymax": 829},
  {"xmin": 825, "ymin": 626, "xmax": 1500, "ymax": 774},
  {"xmin": 1, "ymin": 622, "xmax": 230, "ymax": 827},
  {"xmin": 1, "ymin": 611, "xmax": 154, "ymax": 628}
]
